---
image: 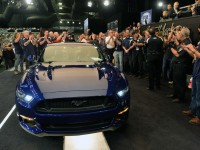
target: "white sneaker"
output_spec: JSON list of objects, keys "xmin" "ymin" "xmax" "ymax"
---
[
  {"xmin": 168, "ymin": 81, "xmax": 173, "ymax": 84},
  {"xmin": 14, "ymin": 70, "xmax": 19, "ymax": 75}
]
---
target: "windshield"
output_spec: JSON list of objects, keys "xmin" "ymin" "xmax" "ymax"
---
[{"xmin": 40, "ymin": 45, "xmax": 104, "ymax": 63}]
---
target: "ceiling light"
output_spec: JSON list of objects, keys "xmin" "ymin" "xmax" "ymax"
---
[
  {"xmin": 79, "ymin": 22, "xmax": 81, "ymax": 25},
  {"xmin": 26, "ymin": 0, "xmax": 33, "ymax": 5},
  {"xmin": 58, "ymin": 2, "xmax": 62, "ymax": 5},
  {"xmin": 72, "ymin": 21, "xmax": 75, "ymax": 24},
  {"xmin": 67, "ymin": 21, "xmax": 70, "ymax": 24},
  {"xmin": 60, "ymin": 20, "xmax": 62, "ymax": 23},
  {"xmin": 104, "ymin": 0, "xmax": 110, "ymax": 6},
  {"xmin": 88, "ymin": 1, "xmax": 92, "ymax": 7},
  {"xmin": 59, "ymin": 7, "xmax": 63, "ymax": 9},
  {"xmin": 158, "ymin": 2, "xmax": 163, "ymax": 7}
]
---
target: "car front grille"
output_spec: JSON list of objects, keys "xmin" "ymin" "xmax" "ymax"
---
[
  {"xmin": 35, "ymin": 96, "xmax": 117, "ymax": 113},
  {"xmin": 42, "ymin": 118, "xmax": 112, "ymax": 131}
]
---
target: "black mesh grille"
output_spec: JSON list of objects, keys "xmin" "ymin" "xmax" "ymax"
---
[
  {"xmin": 42, "ymin": 118, "xmax": 112, "ymax": 131},
  {"xmin": 35, "ymin": 96, "xmax": 117, "ymax": 113}
]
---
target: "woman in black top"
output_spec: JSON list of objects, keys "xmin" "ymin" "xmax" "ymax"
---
[
  {"xmin": 3, "ymin": 43, "xmax": 15, "ymax": 70},
  {"xmin": 13, "ymin": 32, "xmax": 23, "ymax": 74}
]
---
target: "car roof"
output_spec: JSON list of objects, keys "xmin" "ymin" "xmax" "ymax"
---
[{"xmin": 47, "ymin": 42, "xmax": 94, "ymax": 47}]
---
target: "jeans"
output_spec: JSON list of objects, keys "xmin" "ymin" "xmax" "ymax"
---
[
  {"xmin": 162, "ymin": 55, "xmax": 171, "ymax": 80},
  {"xmin": 113, "ymin": 51, "xmax": 123, "ymax": 72},
  {"xmin": 124, "ymin": 52, "xmax": 133, "ymax": 74},
  {"xmin": 190, "ymin": 77, "xmax": 200, "ymax": 118},
  {"xmin": 14, "ymin": 54, "xmax": 23, "ymax": 72}
]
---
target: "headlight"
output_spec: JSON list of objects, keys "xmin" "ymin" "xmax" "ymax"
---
[
  {"xmin": 16, "ymin": 88, "xmax": 34, "ymax": 103},
  {"xmin": 117, "ymin": 87, "xmax": 129, "ymax": 97}
]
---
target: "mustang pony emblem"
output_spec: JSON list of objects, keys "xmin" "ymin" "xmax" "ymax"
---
[{"xmin": 71, "ymin": 100, "xmax": 87, "ymax": 107}]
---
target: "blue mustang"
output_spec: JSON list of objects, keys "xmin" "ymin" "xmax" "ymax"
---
[{"xmin": 15, "ymin": 43, "xmax": 130, "ymax": 136}]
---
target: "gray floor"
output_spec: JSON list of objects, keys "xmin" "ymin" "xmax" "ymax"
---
[{"xmin": 0, "ymin": 70, "xmax": 200, "ymax": 150}]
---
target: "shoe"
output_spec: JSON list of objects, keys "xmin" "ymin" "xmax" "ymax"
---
[
  {"xmin": 14, "ymin": 70, "xmax": 19, "ymax": 75},
  {"xmin": 172, "ymin": 98, "xmax": 181, "ymax": 103},
  {"xmin": 167, "ymin": 94, "xmax": 176, "ymax": 99},
  {"xmin": 182, "ymin": 110, "xmax": 193, "ymax": 117},
  {"xmin": 146, "ymin": 87, "xmax": 154, "ymax": 91},
  {"xmin": 168, "ymin": 81, "xmax": 173, "ymax": 84},
  {"xmin": 189, "ymin": 117, "xmax": 200, "ymax": 125}
]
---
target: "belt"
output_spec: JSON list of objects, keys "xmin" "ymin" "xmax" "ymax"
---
[
  {"xmin": 147, "ymin": 53, "xmax": 161, "ymax": 55},
  {"xmin": 175, "ymin": 61, "xmax": 183, "ymax": 64}
]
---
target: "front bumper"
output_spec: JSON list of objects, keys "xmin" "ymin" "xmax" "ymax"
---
[{"xmin": 16, "ymin": 95, "xmax": 130, "ymax": 137}]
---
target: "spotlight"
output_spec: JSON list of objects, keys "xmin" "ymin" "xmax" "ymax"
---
[
  {"xmin": 88, "ymin": 1, "xmax": 92, "ymax": 7},
  {"xmin": 67, "ymin": 21, "xmax": 70, "ymax": 24},
  {"xmin": 72, "ymin": 21, "xmax": 75, "ymax": 24},
  {"xmin": 58, "ymin": 2, "xmax": 62, "ymax": 5},
  {"xmin": 59, "ymin": 7, "xmax": 63, "ymax": 9},
  {"xmin": 158, "ymin": 2, "xmax": 163, "ymax": 7},
  {"xmin": 26, "ymin": 0, "xmax": 33, "ymax": 5},
  {"xmin": 104, "ymin": 0, "xmax": 110, "ymax": 6},
  {"xmin": 79, "ymin": 22, "xmax": 81, "ymax": 25},
  {"xmin": 60, "ymin": 20, "xmax": 62, "ymax": 23}
]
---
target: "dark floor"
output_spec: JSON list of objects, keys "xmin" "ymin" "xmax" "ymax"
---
[
  {"xmin": 0, "ymin": 70, "xmax": 200, "ymax": 150},
  {"xmin": 0, "ymin": 64, "xmax": 6, "ymax": 73}
]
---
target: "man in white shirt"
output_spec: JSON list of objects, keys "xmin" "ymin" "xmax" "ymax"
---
[{"xmin": 105, "ymin": 30, "xmax": 116, "ymax": 63}]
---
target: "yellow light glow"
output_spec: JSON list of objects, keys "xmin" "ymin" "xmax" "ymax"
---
[
  {"xmin": 20, "ymin": 115, "xmax": 34, "ymax": 121},
  {"xmin": 118, "ymin": 107, "xmax": 129, "ymax": 115}
]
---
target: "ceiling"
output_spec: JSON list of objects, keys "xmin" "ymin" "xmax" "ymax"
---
[
  {"xmin": 0, "ymin": 0, "xmax": 193, "ymax": 28},
  {"xmin": 0, "ymin": 0, "xmax": 126, "ymax": 27}
]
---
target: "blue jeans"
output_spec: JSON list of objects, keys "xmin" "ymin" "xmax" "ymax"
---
[
  {"xmin": 113, "ymin": 51, "xmax": 123, "ymax": 72},
  {"xmin": 190, "ymin": 77, "xmax": 200, "ymax": 118},
  {"xmin": 124, "ymin": 52, "xmax": 133, "ymax": 74},
  {"xmin": 14, "ymin": 54, "xmax": 23, "ymax": 72},
  {"xmin": 162, "ymin": 55, "xmax": 171, "ymax": 80}
]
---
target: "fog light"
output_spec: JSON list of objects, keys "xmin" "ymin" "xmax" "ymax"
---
[
  {"xmin": 118, "ymin": 107, "xmax": 129, "ymax": 115},
  {"xmin": 19, "ymin": 115, "xmax": 34, "ymax": 121},
  {"xmin": 116, "ymin": 118, "xmax": 121, "ymax": 121}
]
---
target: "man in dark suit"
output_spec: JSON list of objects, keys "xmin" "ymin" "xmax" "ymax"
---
[
  {"xmin": 168, "ymin": 2, "xmax": 182, "ymax": 19},
  {"xmin": 194, "ymin": 0, "xmax": 200, "ymax": 15},
  {"xmin": 146, "ymin": 28, "xmax": 164, "ymax": 90}
]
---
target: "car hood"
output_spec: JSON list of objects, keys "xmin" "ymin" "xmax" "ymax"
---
[{"xmin": 34, "ymin": 63, "xmax": 109, "ymax": 98}]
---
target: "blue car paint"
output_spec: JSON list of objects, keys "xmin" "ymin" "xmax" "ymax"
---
[{"xmin": 16, "ymin": 50, "xmax": 130, "ymax": 137}]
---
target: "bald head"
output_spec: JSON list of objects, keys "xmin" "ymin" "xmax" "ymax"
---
[{"xmin": 174, "ymin": 2, "xmax": 179, "ymax": 9}]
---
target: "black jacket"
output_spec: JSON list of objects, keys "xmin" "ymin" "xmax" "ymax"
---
[
  {"xmin": 147, "ymin": 35, "xmax": 163, "ymax": 55},
  {"xmin": 168, "ymin": 8, "xmax": 181, "ymax": 19}
]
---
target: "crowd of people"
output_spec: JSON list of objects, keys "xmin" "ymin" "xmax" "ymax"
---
[
  {"xmin": 160, "ymin": 0, "xmax": 200, "ymax": 21},
  {"xmin": 0, "ymin": 30, "xmax": 76, "ymax": 73},
  {"xmin": 0, "ymin": 1, "xmax": 199, "ymax": 125}
]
